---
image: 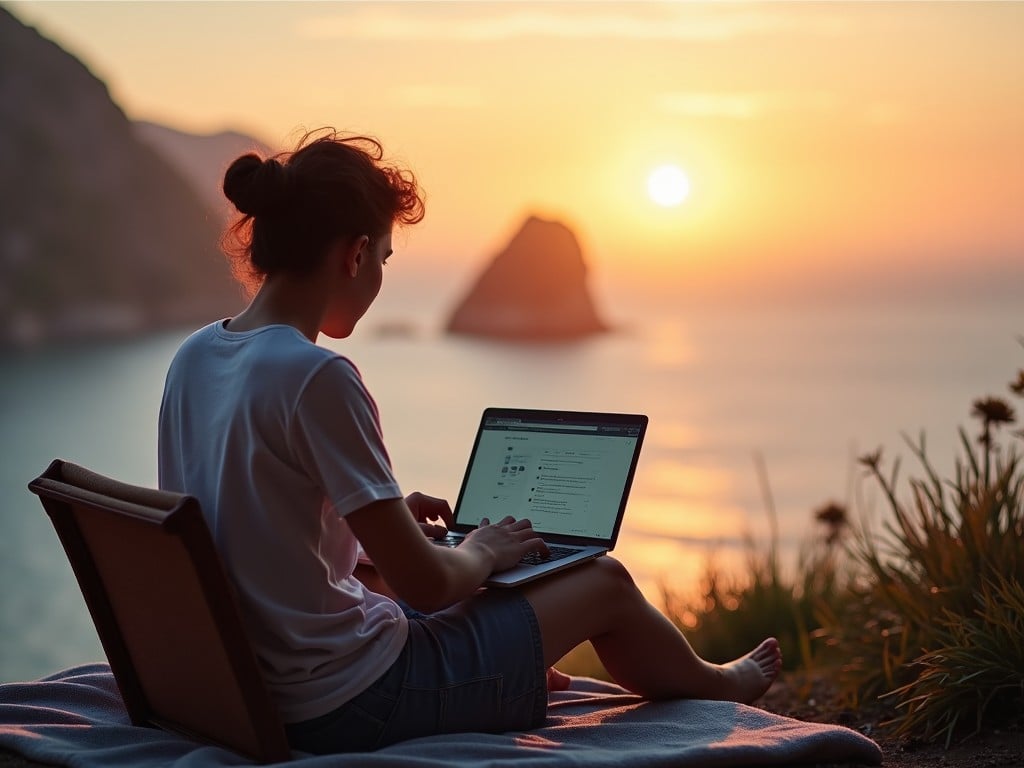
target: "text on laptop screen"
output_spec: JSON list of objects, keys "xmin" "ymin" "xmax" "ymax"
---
[{"xmin": 456, "ymin": 415, "xmax": 642, "ymax": 539}]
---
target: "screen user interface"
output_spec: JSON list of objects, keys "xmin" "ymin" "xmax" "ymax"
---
[{"xmin": 457, "ymin": 414, "xmax": 642, "ymax": 539}]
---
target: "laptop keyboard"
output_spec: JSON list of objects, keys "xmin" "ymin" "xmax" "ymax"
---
[
  {"xmin": 519, "ymin": 545, "xmax": 579, "ymax": 566},
  {"xmin": 434, "ymin": 537, "xmax": 580, "ymax": 566}
]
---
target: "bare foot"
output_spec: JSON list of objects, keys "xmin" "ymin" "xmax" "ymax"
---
[
  {"xmin": 546, "ymin": 666, "xmax": 572, "ymax": 692},
  {"xmin": 715, "ymin": 637, "xmax": 782, "ymax": 704}
]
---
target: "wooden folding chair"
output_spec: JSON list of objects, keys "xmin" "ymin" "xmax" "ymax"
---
[{"xmin": 28, "ymin": 459, "xmax": 291, "ymax": 763}]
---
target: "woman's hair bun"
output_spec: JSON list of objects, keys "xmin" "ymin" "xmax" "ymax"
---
[{"xmin": 222, "ymin": 154, "xmax": 291, "ymax": 216}]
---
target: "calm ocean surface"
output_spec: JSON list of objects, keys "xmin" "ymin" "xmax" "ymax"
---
[{"xmin": 2, "ymin": 277, "xmax": 1020, "ymax": 682}]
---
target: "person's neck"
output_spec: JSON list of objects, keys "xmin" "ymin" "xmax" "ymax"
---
[{"xmin": 226, "ymin": 275, "xmax": 326, "ymax": 342}]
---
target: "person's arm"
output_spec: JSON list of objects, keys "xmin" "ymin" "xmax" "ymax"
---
[
  {"xmin": 346, "ymin": 498, "xmax": 546, "ymax": 613},
  {"xmin": 403, "ymin": 491, "xmax": 455, "ymax": 539}
]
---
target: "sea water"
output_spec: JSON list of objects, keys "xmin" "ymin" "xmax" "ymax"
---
[{"xmin": 1, "ymin": 279, "xmax": 1020, "ymax": 682}]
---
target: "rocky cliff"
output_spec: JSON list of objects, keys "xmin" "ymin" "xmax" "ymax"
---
[
  {"xmin": 0, "ymin": 6, "xmax": 242, "ymax": 346},
  {"xmin": 446, "ymin": 216, "xmax": 609, "ymax": 341},
  {"xmin": 133, "ymin": 121, "xmax": 273, "ymax": 220}
]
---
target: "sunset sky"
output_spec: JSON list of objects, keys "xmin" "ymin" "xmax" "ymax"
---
[{"xmin": 9, "ymin": 1, "xmax": 1024, "ymax": 300}]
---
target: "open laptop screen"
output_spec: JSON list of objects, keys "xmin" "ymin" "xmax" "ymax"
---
[{"xmin": 453, "ymin": 409, "xmax": 647, "ymax": 543}]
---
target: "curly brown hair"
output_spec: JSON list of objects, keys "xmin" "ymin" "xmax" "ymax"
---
[{"xmin": 221, "ymin": 128, "xmax": 424, "ymax": 294}]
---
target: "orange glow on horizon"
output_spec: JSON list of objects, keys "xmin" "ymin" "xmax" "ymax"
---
[{"xmin": 9, "ymin": 1, "xmax": 1022, "ymax": 293}]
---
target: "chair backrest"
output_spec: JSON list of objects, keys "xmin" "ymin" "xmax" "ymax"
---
[{"xmin": 28, "ymin": 459, "xmax": 291, "ymax": 763}]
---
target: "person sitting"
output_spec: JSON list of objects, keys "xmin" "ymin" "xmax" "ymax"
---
[{"xmin": 157, "ymin": 128, "xmax": 782, "ymax": 754}]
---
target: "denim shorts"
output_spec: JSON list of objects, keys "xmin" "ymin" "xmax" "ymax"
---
[{"xmin": 285, "ymin": 589, "xmax": 547, "ymax": 754}]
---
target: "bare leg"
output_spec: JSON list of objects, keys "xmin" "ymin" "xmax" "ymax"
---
[{"xmin": 521, "ymin": 556, "xmax": 781, "ymax": 703}]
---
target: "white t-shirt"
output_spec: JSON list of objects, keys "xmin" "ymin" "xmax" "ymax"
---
[{"xmin": 158, "ymin": 320, "xmax": 408, "ymax": 722}]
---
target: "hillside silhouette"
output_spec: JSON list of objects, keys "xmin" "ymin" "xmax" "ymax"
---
[
  {"xmin": 0, "ymin": 6, "xmax": 242, "ymax": 346},
  {"xmin": 133, "ymin": 121, "xmax": 273, "ymax": 219}
]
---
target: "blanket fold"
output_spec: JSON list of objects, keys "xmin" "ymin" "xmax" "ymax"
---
[{"xmin": 0, "ymin": 664, "xmax": 882, "ymax": 767}]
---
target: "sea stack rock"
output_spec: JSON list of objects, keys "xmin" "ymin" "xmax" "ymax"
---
[{"xmin": 446, "ymin": 216, "xmax": 609, "ymax": 341}]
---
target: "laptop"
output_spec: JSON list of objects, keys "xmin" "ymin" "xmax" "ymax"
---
[{"xmin": 436, "ymin": 407, "xmax": 648, "ymax": 587}]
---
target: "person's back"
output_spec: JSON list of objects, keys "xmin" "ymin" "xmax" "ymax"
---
[{"xmin": 159, "ymin": 320, "xmax": 408, "ymax": 721}]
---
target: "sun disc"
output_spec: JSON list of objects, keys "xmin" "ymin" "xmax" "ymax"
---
[{"xmin": 647, "ymin": 165, "xmax": 690, "ymax": 207}]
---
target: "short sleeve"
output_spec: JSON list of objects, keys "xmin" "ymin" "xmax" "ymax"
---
[{"xmin": 290, "ymin": 357, "xmax": 403, "ymax": 516}]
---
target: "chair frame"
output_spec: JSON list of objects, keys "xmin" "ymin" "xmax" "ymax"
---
[{"xmin": 28, "ymin": 459, "xmax": 291, "ymax": 763}]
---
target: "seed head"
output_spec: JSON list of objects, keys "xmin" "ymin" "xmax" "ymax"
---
[
  {"xmin": 858, "ymin": 449, "xmax": 883, "ymax": 472},
  {"xmin": 971, "ymin": 397, "xmax": 1016, "ymax": 427}
]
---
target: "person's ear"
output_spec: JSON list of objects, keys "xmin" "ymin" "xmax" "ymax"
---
[{"xmin": 340, "ymin": 235, "xmax": 370, "ymax": 278}]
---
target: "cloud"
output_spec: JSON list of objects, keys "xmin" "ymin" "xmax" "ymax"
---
[
  {"xmin": 656, "ymin": 92, "xmax": 765, "ymax": 120},
  {"xmin": 295, "ymin": 6, "xmax": 848, "ymax": 43},
  {"xmin": 391, "ymin": 84, "xmax": 485, "ymax": 110},
  {"xmin": 656, "ymin": 90, "xmax": 840, "ymax": 120}
]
